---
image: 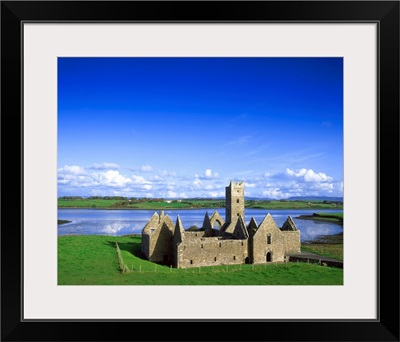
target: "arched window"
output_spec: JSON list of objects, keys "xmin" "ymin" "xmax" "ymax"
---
[{"xmin": 266, "ymin": 252, "xmax": 272, "ymax": 262}]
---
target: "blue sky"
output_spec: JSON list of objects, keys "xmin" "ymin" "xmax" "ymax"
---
[{"xmin": 58, "ymin": 57, "xmax": 343, "ymax": 199}]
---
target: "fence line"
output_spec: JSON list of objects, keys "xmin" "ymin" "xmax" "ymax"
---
[
  {"xmin": 119, "ymin": 261, "xmax": 319, "ymax": 274},
  {"xmin": 115, "ymin": 242, "xmax": 130, "ymax": 273}
]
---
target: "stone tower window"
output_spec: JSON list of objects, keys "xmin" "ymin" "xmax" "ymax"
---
[
  {"xmin": 190, "ymin": 260, "xmax": 193, "ymax": 265},
  {"xmin": 219, "ymin": 242, "xmax": 222, "ymax": 247},
  {"xmin": 237, "ymin": 199, "xmax": 239, "ymax": 203},
  {"xmin": 214, "ymin": 257, "xmax": 217, "ymax": 262},
  {"xmin": 201, "ymin": 244, "xmax": 203, "ymax": 248},
  {"xmin": 267, "ymin": 234, "xmax": 272, "ymax": 244},
  {"xmin": 233, "ymin": 256, "xmax": 236, "ymax": 260}
]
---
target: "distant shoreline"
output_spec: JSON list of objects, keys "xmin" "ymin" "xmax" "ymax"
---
[
  {"xmin": 57, "ymin": 219, "xmax": 72, "ymax": 225},
  {"xmin": 58, "ymin": 198, "xmax": 342, "ymax": 211},
  {"xmin": 295, "ymin": 213, "xmax": 343, "ymax": 225}
]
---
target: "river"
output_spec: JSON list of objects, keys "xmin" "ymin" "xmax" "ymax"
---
[{"xmin": 57, "ymin": 208, "xmax": 343, "ymax": 242}]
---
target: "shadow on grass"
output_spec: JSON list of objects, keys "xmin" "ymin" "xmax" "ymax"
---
[{"xmin": 105, "ymin": 240, "xmax": 147, "ymax": 260}]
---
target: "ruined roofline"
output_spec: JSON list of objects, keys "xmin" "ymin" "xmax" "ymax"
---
[
  {"xmin": 281, "ymin": 215, "xmax": 298, "ymax": 231},
  {"xmin": 209, "ymin": 210, "xmax": 225, "ymax": 228},
  {"xmin": 229, "ymin": 179, "xmax": 245, "ymax": 186},
  {"xmin": 174, "ymin": 215, "xmax": 185, "ymax": 243},
  {"xmin": 202, "ymin": 211, "xmax": 213, "ymax": 231},
  {"xmin": 143, "ymin": 210, "xmax": 176, "ymax": 233},
  {"xmin": 249, "ymin": 216, "xmax": 258, "ymax": 227}
]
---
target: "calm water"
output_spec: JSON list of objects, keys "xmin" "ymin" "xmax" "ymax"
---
[{"xmin": 58, "ymin": 208, "xmax": 343, "ymax": 242}]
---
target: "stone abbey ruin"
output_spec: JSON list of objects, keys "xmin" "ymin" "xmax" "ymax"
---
[{"xmin": 141, "ymin": 181, "xmax": 301, "ymax": 268}]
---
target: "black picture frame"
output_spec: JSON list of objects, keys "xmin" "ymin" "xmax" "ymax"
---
[{"xmin": 1, "ymin": 1, "xmax": 399, "ymax": 341}]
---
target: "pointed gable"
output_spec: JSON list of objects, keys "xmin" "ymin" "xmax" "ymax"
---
[
  {"xmin": 173, "ymin": 215, "xmax": 185, "ymax": 244},
  {"xmin": 247, "ymin": 216, "xmax": 258, "ymax": 237},
  {"xmin": 202, "ymin": 211, "xmax": 213, "ymax": 231},
  {"xmin": 232, "ymin": 215, "xmax": 249, "ymax": 239},
  {"xmin": 162, "ymin": 214, "xmax": 175, "ymax": 232},
  {"xmin": 142, "ymin": 211, "xmax": 160, "ymax": 234},
  {"xmin": 202, "ymin": 211, "xmax": 214, "ymax": 237},
  {"xmin": 281, "ymin": 216, "xmax": 298, "ymax": 231},
  {"xmin": 255, "ymin": 213, "xmax": 280, "ymax": 236}
]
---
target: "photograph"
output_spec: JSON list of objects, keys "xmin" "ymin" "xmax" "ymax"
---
[
  {"xmin": 57, "ymin": 57, "xmax": 344, "ymax": 285},
  {"xmin": 1, "ymin": 0, "xmax": 399, "ymax": 341}
]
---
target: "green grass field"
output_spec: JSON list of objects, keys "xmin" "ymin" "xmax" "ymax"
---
[
  {"xmin": 58, "ymin": 235, "xmax": 343, "ymax": 285},
  {"xmin": 246, "ymin": 200, "xmax": 342, "ymax": 210},
  {"xmin": 301, "ymin": 231, "xmax": 343, "ymax": 260},
  {"xmin": 58, "ymin": 199, "xmax": 124, "ymax": 208}
]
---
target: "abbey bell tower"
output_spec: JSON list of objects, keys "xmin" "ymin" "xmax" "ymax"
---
[{"xmin": 225, "ymin": 180, "xmax": 245, "ymax": 223}]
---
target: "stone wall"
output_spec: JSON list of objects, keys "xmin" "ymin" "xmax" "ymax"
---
[
  {"xmin": 148, "ymin": 222, "xmax": 174, "ymax": 263},
  {"xmin": 282, "ymin": 231, "xmax": 301, "ymax": 254},
  {"xmin": 177, "ymin": 236, "xmax": 248, "ymax": 268}
]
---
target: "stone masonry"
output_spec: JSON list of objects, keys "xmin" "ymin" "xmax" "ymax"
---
[{"xmin": 141, "ymin": 181, "xmax": 301, "ymax": 268}]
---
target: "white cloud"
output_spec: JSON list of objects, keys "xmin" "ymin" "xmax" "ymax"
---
[
  {"xmin": 90, "ymin": 162, "xmax": 119, "ymax": 170},
  {"xmin": 58, "ymin": 165, "xmax": 85, "ymax": 175},
  {"xmin": 203, "ymin": 169, "xmax": 219, "ymax": 179},
  {"xmin": 167, "ymin": 191, "xmax": 178, "ymax": 198},
  {"xmin": 139, "ymin": 165, "xmax": 153, "ymax": 172},
  {"xmin": 93, "ymin": 170, "xmax": 131, "ymax": 187},
  {"xmin": 285, "ymin": 168, "xmax": 333, "ymax": 183},
  {"xmin": 159, "ymin": 170, "xmax": 177, "ymax": 178},
  {"xmin": 192, "ymin": 177, "xmax": 202, "ymax": 189},
  {"xmin": 262, "ymin": 188, "xmax": 284, "ymax": 199},
  {"xmin": 131, "ymin": 175, "xmax": 151, "ymax": 184},
  {"xmin": 208, "ymin": 191, "xmax": 223, "ymax": 198},
  {"xmin": 166, "ymin": 182, "xmax": 176, "ymax": 191}
]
